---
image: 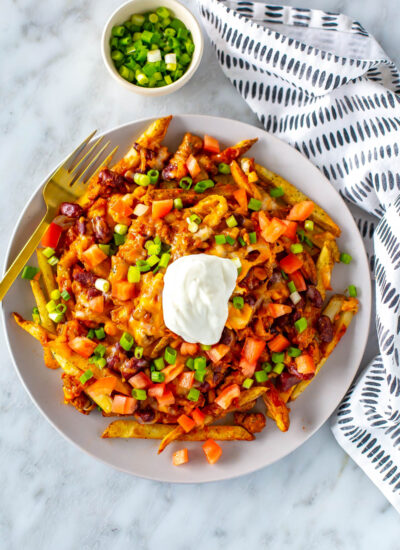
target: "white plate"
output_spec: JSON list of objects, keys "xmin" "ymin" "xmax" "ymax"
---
[{"xmin": 2, "ymin": 115, "xmax": 371, "ymax": 483}]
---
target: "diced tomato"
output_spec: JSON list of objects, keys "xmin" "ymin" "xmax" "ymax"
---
[
  {"xmin": 152, "ymin": 199, "xmax": 173, "ymax": 219},
  {"xmin": 281, "ymin": 220, "xmax": 298, "ymax": 240},
  {"xmin": 267, "ymin": 303, "xmax": 292, "ymax": 318},
  {"xmin": 239, "ymin": 357, "xmax": 256, "ymax": 378},
  {"xmin": 156, "ymin": 390, "xmax": 175, "ymax": 407},
  {"xmin": 68, "ymin": 336, "xmax": 97, "ymax": 358},
  {"xmin": 82, "ymin": 244, "xmax": 108, "ymax": 268},
  {"xmin": 180, "ymin": 342, "xmax": 198, "ymax": 356},
  {"xmin": 242, "ymin": 337, "xmax": 266, "ymax": 364},
  {"xmin": 110, "ymin": 197, "xmax": 134, "ymax": 223},
  {"xmin": 192, "ymin": 407, "xmax": 206, "ymax": 426},
  {"xmin": 41, "ymin": 222, "xmax": 63, "ymax": 249},
  {"xmin": 186, "ymin": 154, "xmax": 201, "ymax": 178},
  {"xmin": 295, "ymin": 354, "xmax": 316, "ymax": 374},
  {"xmin": 287, "ymin": 200, "xmax": 315, "ymax": 221},
  {"xmin": 88, "ymin": 294, "xmax": 104, "ymax": 313},
  {"xmin": 179, "ymin": 371, "xmax": 194, "ymax": 389},
  {"xmin": 233, "ymin": 188, "xmax": 248, "ymax": 211},
  {"xmin": 172, "ymin": 448, "xmax": 189, "ymax": 466},
  {"xmin": 112, "ymin": 281, "xmax": 136, "ymax": 301},
  {"xmin": 268, "ymin": 334, "xmax": 290, "ymax": 352},
  {"xmin": 161, "ymin": 363, "xmax": 184, "ymax": 383},
  {"xmin": 86, "ymin": 376, "xmax": 117, "ymax": 397},
  {"xmin": 178, "ymin": 414, "xmax": 196, "ymax": 433},
  {"xmin": 258, "ymin": 210, "xmax": 269, "ymax": 231},
  {"xmin": 203, "ymin": 135, "xmax": 220, "ymax": 153},
  {"xmin": 261, "ymin": 217, "xmax": 287, "ymax": 243},
  {"xmin": 111, "ymin": 395, "xmax": 137, "ymax": 415},
  {"xmin": 129, "ymin": 372, "xmax": 152, "ymax": 389},
  {"xmin": 279, "ymin": 253, "xmax": 303, "ymax": 274},
  {"xmin": 206, "ymin": 344, "xmax": 230, "ymax": 364},
  {"xmin": 290, "ymin": 270, "xmax": 307, "ymax": 292},
  {"xmin": 148, "ymin": 383, "xmax": 166, "ymax": 398},
  {"xmin": 214, "ymin": 384, "xmax": 240, "ymax": 410},
  {"xmin": 202, "ymin": 439, "xmax": 222, "ymax": 464}
]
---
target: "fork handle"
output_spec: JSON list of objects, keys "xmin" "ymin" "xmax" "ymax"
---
[{"xmin": 0, "ymin": 215, "xmax": 50, "ymax": 302}]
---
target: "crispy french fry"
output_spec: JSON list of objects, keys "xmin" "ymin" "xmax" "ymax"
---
[
  {"xmin": 102, "ymin": 421, "xmax": 253, "ymax": 441},
  {"xmin": 316, "ymin": 239, "xmax": 340, "ymax": 299},
  {"xmin": 212, "ymin": 138, "xmax": 258, "ymax": 164},
  {"xmin": 254, "ymin": 163, "xmax": 341, "ymax": 237},
  {"xmin": 36, "ymin": 249, "xmax": 57, "ymax": 298},
  {"xmin": 12, "ymin": 312, "xmax": 54, "ymax": 345},
  {"xmin": 290, "ymin": 296, "xmax": 358, "ymax": 400},
  {"xmin": 43, "ymin": 347, "xmax": 60, "ymax": 369},
  {"xmin": 231, "ymin": 160, "xmax": 262, "ymax": 199},
  {"xmin": 30, "ymin": 279, "xmax": 55, "ymax": 333},
  {"xmin": 263, "ymin": 382, "xmax": 290, "ymax": 432}
]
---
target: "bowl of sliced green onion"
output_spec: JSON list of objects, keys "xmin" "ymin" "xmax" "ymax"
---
[{"xmin": 102, "ymin": 0, "xmax": 203, "ymax": 95}]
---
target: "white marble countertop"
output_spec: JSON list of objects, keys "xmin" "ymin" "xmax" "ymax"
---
[{"xmin": 1, "ymin": 0, "xmax": 399, "ymax": 548}]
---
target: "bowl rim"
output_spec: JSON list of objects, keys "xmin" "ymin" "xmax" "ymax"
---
[{"xmin": 101, "ymin": 0, "xmax": 204, "ymax": 96}]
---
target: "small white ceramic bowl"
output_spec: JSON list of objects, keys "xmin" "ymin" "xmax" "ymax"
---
[{"xmin": 101, "ymin": 0, "xmax": 203, "ymax": 96}]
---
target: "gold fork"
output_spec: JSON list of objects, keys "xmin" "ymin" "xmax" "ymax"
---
[{"xmin": 0, "ymin": 132, "xmax": 118, "ymax": 301}]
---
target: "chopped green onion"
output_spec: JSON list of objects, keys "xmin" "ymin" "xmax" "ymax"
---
[
  {"xmin": 187, "ymin": 388, "xmax": 200, "ymax": 401},
  {"xmin": 48, "ymin": 312, "xmax": 64, "ymax": 323},
  {"xmin": 98, "ymin": 244, "xmax": 111, "ymax": 256},
  {"xmin": 114, "ymin": 224, "xmax": 128, "ymax": 235},
  {"xmin": 153, "ymin": 357, "xmax": 165, "ymax": 370},
  {"xmin": 215, "ymin": 235, "xmax": 226, "ymax": 245},
  {"xmin": 226, "ymin": 235, "xmax": 236, "ymax": 246},
  {"xmin": 114, "ymin": 233, "xmax": 126, "ymax": 246},
  {"xmin": 87, "ymin": 329, "xmax": 95, "ymax": 339},
  {"xmin": 151, "ymin": 371, "xmax": 165, "ymax": 383},
  {"xmin": 233, "ymin": 296, "xmax": 244, "ymax": 310},
  {"xmin": 262, "ymin": 362, "xmax": 273, "ymax": 372},
  {"xmin": 61, "ymin": 290, "xmax": 71, "ymax": 301},
  {"xmin": 147, "ymin": 242, "xmax": 161, "ymax": 256},
  {"xmin": 226, "ymin": 215, "xmax": 238, "ymax": 228},
  {"xmin": 271, "ymin": 352, "xmax": 284, "ymax": 363},
  {"xmin": 218, "ymin": 163, "xmax": 231, "ymax": 174},
  {"xmin": 200, "ymin": 344, "xmax": 211, "ymax": 350},
  {"xmin": 149, "ymin": 13, "xmax": 158, "ymax": 23},
  {"xmin": 50, "ymin": 289, "xmax": 61, "ymax": 300},
  {"xmin": 255, "ymin": 370, "xmax": 268, "ymax": 383},
  {"xmin": 189, "ymin": 213, "xmax": 202, "ymax": 224},
  {"xmin": 178, "ymin": 176, "xmax": 192, "ymax": 191},
  {"xmin": 134, "ymin": 173, "xmax": 151, "ymax": 186},
  {"xmin": 141, "ymin": 30, "xmax": 154, "ymax": 43},
  {"xmin": 294, "ymin": 317, "xmax": 307, "ymax": 333},
  {"xmin": 94, "ymin": 344, "xmax": 106, "ymax": 357},
  {"xmin": 238, "ymin": 237, "xmax": 246, "ymax": 247},
  {"xmin": 134, "ymin": 346, "xmax": 144, "ymax": 359},
  {"xmin": 185, "ymin": 357, "xmax": 195, "ymax": 370},
  {"xmin": 120, "ymin": 331, "xmax": 134, "ymax": 351},
  {"xmin": 131, "ymin": 14, "xmax": 145, "ymax": 26},
  {"xmin": 242, "ymin": 378, "xmax": 254, "ymax": 389},
  {"xmin": 273, "ymin": 363, "xmax": 285, "ymax": 374},
  {"xmin": 248, "ymin": 232, "xmax": 257, "ymax": 244},
  {"xmin": 174, "ymin": 198, "xmax": 183, "ymax": 210},
  {"xmin": 119, "ymin": 65, "xmax": 134, "ymax": 82},
  {"xmin": 194, "ymin": 356, "xmax": 206, "ymax": 371},
  {"xmin": 95, "ymin": 278, "xmax": 110, "ymax": 293},
  {"xmin": 297, "ymin": 229, "xmax": 305, "ymax": 242},
  {"xmin": 288, "ymin": 347, "xmax": 301, "ymax": 357},
  {"xmin": 304, "ymin": 220, "xmax": 314, "ymax": 231},
  {"xmin": 127, "ymin": 265, "xmax": 141, "ymax": 283},
  {"xmin": 156, "ymin": 7, "xmax": 170, "ymax": 18},
  {"xmin": 112, "ymin": 25, "xmax": 125, "ymax": 37},
  {"xmin": 231, "ymin": 257, "xmax": 242, "ymax": 273},
  {"xmin": 32, "ymin": 307, "xmax": 40, "ymax": 323},
  {"xmin": 21, "ymin": 266, "xmax": 40, "ymax": 280},
  {"xmin": 147, "ymin": 169, "xmax": 159, "ymax": 184},
  {"xmin": 290, "ymin": 291, "xmax": 301, "ymax": 305},
  {"xmin": 195, "ymin": 370, "xmax": 207, "ymax": 382},
  {"xmin": 79, "ymin": 369, "xmax": 94, "ymax": 384},
  {"xmin": 164, "ymin": 346, "xmax": 177, "ymax": 364},
  {"xmin": 46, "ymin": 300, "xmax": 57, "ymax": 313},
  {"xmin": 194, "ymin": 179, "xmax": 214, "ymax": 193},
  {"xmin": 340, "ymin": 253, "xmax": 352, "ymax": 264},
  {"xmin": 288, "ymin": 280, "xmax": 297, "ymax": 294},
  {"xmin": 248, "ymin": 198, "xmax": 262, "ymax": 211},
  {"xmin": 132, "ymin": 388, "xmax": 147, "ymax": 400},
  {"xmin": 136, "ymin": 259, "xmax": 151, "ymax": 272},
  {"xmin": 164, "ymin": 75, "xmax": 172, "ymax": 85},
  {"xmin": 147, "ymin": 255, "xmax": 160, "ymax": 267},
  {"xmin": 55, "ymin": 303, "xmax": 67, "ymax": 314},
  {"xmin": 348, "ymin": 285, "xmax": 357, "ymax": 297},
  {"xmin": 159, "ymin": 253, "xmax": 171, "ymax": 268},
  {"xmin": 290, "ymin": 243, "xmax": 303, "ymax": 254},
  {"xmin": 42, "ymin": 247, "xmax": 55, "ymax": 258},
  {"xmin": 304, "ymin": 236, "xmax": 313, "ymax": 248},
  {"xmin": 96, "ymin": 357, "xmax": 107, "ymax": 369},
  {"xmin": 48, "ymin": 256, "xmax": 59, "ymax": 266},
  {"xmin": 95, "ymin": 327, "xmax": 106, "ymax": 340},
  {"xmin": 269, "ymin": 187, "xmax": 284, "ymax": 198}
]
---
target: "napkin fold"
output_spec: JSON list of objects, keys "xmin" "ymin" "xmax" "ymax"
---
[{"xmin": 198, "ymin": 0, "xmax": 400, "ymax": 511}]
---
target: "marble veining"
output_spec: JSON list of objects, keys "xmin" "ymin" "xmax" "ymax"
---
[{"xmin": 1, "ymin": 0, "xmax": 400, "ymax": 548}]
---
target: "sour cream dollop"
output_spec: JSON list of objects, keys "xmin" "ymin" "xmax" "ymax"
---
[{"xmin": 162, "ymin": 254, "xmax": 237, "ymax": 345}]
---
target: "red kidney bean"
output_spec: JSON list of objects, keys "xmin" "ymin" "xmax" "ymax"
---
[
  {"xmin": 91, "ymin": 216, "xmax": 112, "ymax": 243},
  {"xmin": 76, "ymin": 218, "xmax": 86, "ymax": 234},
  {"xmin": 219, "ymin": 327, "xmax": 235, "ymax": 346},
  {"xmin": 276, "ymin": 372, "xmax": 301, "ymax": 392},
  {"xmin": 244, "ymin": 294, "xmax": 257, "ymax": 306},
  {"xmin": 87, "ymin": 287, "xmax": 101, "ymax": 298},
  {"xmin": 241, "ymin": 268, "xmax": 263, "ymax": 291},
  {"xmin": 317, "ymin": 315, "xmax": 334, "ymax": 342},
  {"xmin": 72, "ymin": 267, "xmax": 96, "ymax": 287},
  {"xmin": 136, "ymin": 407, "xmax": 155, "ymax": 423},
  {"xmin": 98, "ymin": 169, "xmax": 130, "ymax": 195},
  {"xmin": 60, "ymin": 202, "xmax": 83, "ymax": 218},
  {"xmin": 306, "ymin": 286, "xmax": 323, "ymax": 308}
]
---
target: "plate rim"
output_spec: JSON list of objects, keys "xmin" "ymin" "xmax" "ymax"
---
[{"xmin": 1, "ymin": 114, "xmax": 372, "ymax": 482}]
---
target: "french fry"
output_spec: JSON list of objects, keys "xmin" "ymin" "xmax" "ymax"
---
[
  {"xmin": 263, "ymin": 382, "xmax": 290, "ymax": 432},
  {"xmin": 30, "ymin": 279, "xmax": 55, "ymax": 333},
  {"xmin": 290, "ymin": 296, "xmax": 358, "ymax": 400},
  {"xmin": 231, "ymin": 160, "xmax": 262, "ymax": 199},
  {"xmin": 102, "ymin": 421, "xmax": 254, "ymax": 441},
  {"xmin": 12, "ymin": 312, "xmax": 54, "ymax": 345},
  {"xmin": 212, "ymin": 138, "xmax": 258, "ymax": 164},
  {"xmin": 36, "ymin": 249, "xmax": 57, "ymax": 298},
  {"xmin": 254, "ymin": 163, "xmax": 341, "ymax": 237},
  {"xmin": 316, "ymin": 239, "xmax": 340, "ymax": 300},
  {"xmin": 43, "ymin": 347, "xmax": 60, "ymax": 369}
]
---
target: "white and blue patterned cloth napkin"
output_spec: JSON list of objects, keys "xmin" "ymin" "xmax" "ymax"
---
[{"xmin": 198, "ymin": 0, "xmax": 400, "ymax": 511}]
